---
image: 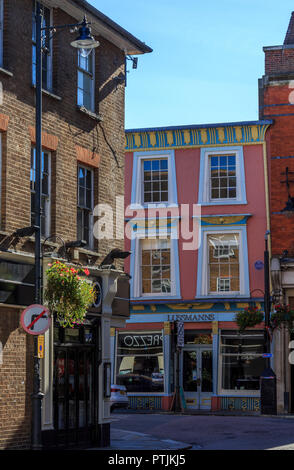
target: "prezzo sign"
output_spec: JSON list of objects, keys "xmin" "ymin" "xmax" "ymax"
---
[
  {"xmin": 120, "ymin": 333, "xmax": 163, "ymax": 349},
  {"xmin": 167, "ymin": 313, "xmax": 216, "ymax": 322}
]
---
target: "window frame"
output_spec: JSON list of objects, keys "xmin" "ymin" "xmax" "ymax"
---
[
  {"xmin": 115, "ymin": 329, "xmax": 165, "ymax": 395},
  {"xmin": 142, "ymin": 158, "xmax": 169, "ymax": 205},
  {"xmin": 77, "ymin": 49, "xmax": 95, "ymax": 112},
  {"xmin": 198, "ymin": 146, "xmax": 247, "ymax": 205},
  {"xmin": 30, "ymin": 147, "xmax": 51, "ymax": 238},
  {"xmin": 218, "ymin": 330, "xmax": 265, "ymax": 396},
  {"xmin": 32, "ymin": 1, "xmax": 53, "ymax": 91},
  {"xmin": 130, "ymin": 150, "xmax": 178, "ymax": 208},
  {"xmin": 140, "ymin": 238, "xmax": 172, "ymax": 296},
  {"xmin": 77, "ymin": 164, "xmax": 94, "ymax": 250},
  {"xmin": 130, "ymin": 225, "xmax": 181, "ymax": 300},
  {"xmin": 196, "ymin": 226, "xmax": 250, "ymax": 299}
]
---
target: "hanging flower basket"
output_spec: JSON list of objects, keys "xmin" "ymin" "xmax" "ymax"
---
[
  {"xmin": 44, "ymin": 260, "xmax": 95, "ymax": 328},
  {"xmin": 235, "ymin": 306, "xmax": 264, "ymax": 333},
  {"xmin": 270, "ymin": 304, "xmax": 294, "ymax": 334}
]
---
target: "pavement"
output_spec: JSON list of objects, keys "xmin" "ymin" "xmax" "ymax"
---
[{"xmin": 89, "ymin": 427, "xmax": 192, "ymax": 450}]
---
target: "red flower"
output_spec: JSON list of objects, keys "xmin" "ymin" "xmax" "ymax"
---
[{"xmin": 84, "ymin": 269, "xmax": 90, "ymax": 276}]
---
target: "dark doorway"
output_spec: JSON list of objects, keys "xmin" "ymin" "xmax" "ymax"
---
[{"xmin": 43, "ymin": 320, "xmax": 100, "ymax": 448}]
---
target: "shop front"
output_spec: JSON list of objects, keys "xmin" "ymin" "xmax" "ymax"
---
[{"xmin": 113, "ymin": 304, "xmax": 268, "ymax": 413}]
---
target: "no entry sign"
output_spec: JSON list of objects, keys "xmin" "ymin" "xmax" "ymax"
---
[{"xmin": 21, "ymin": 304, "xmax": 51, "ymax": 335}]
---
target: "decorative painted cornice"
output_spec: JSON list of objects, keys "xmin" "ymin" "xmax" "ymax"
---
[
  {"xmin": 195, "ymin": 214, "xmax": 252, "ymax": 226},
  {"xmin": 125, "ymin": 121, "xmax": 272, "ymax": 151},
  {"xmin": 130, "ymin": 301, "xmax": 264, "ymax": 315}
]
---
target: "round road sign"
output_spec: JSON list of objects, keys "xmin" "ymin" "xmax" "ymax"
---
[{"xmin": 21, "ymin": 304, "xmax": 51, "ymax": 335}]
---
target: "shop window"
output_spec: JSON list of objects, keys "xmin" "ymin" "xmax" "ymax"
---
[
  {"xmin": 220, "ymin": 330, "xmax": 265, "ymax": 393},
  {"xmin": 184, "ymin": 330, "xmax": 213, "ymax": 345},
  {"xmin": 116, "ymin": 332, "xmax": 164, "ymax": 393}
]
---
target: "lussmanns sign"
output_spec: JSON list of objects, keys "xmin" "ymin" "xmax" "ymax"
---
[{"xmin": 167, "ymin": 313, "xmax": 216, "ymax": 322}]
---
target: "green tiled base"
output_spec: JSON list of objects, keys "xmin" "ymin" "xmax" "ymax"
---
[
  {"xmin": 128, "ymin": 396, "xmax": 163, "ymax": 410},
  {"xmin": 221, "ymin": 397, "xmax": 260, "ymax": 412}
]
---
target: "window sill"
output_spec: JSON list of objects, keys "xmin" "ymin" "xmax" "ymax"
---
[
  {"xmin": 77, "ymin": 105, "xmax": 103, "ymax": 122},
  {"xmin": 31, "ymin": 84, "xmax": 62, "ymax": 101},
  {"xmin": 131, "ymin": 295, "xmax": 181, "ymax": 301},
  {"xmin": 196, "ymin": 294, "xmax": 249, "ymax": 299},
  {"xmin": 0, "ymin": 67, "xmax": 13, "ymax": 77},
  {"xmin": 198, "ymin": 200, "xmax": 247, "ymax": 206}
]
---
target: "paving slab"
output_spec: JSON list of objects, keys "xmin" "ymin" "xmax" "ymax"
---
[{"xmin": 88, "ymin": 428, "xmax": 192, "ymax": 450}]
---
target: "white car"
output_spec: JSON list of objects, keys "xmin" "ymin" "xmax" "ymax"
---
[{"xmin": 110, "ymin": 384, "xmax": 129, "ymax": 412}]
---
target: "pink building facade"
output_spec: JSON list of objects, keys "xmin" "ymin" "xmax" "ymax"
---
[{"xmin": 112, "ymin": 120, "xmax": 272, "ymax": 412}]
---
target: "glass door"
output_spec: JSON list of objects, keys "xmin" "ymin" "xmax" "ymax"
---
[
  {"xmin": 181, "ymin": 347, "xmax": 213, "ymax": 410},
  {"xmin": 53, "ymin": 346, "xmax": 95, "ymax": 446}
]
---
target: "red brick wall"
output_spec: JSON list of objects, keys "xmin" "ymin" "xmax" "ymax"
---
[
  {"xmin": 265, "ymin": 47, "xmax": 294, "ymax": 76},
  {"xmin": 0, "ymin": 307, "xmax": 34, "ymax": 449},
  {"xmin": 262, "ymin": 83, "xmax": 294, "ymax": 256}
]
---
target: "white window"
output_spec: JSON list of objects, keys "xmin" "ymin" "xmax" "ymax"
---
[
  {"xmin": 131, "ymin": 232, "xmax": 181, "ymax": 299},
  {"xmin": 141, "ymin": 239, "xmax": 171, "ymax": 295},
  {"xmin": 208, "ymin": 234, "xmax": 240, "ymax": 294},
  {"xmin": 197, "ymin": 229, "xmax": 249, "ymax": 298},
  {"xmin": 198, "ymin": 146, "xmax": 246, "ymax": 205},
  {"xmin": 0, "ymin": 0, "xmax": 3, "ymax": 67},
  {"xmin": 32, "ymin": 2, "xmax": 52, "ymax": 91},
  {"xmin": 77, "ymin": 165, "xmax": 94, "ymax": 249},
  {"xmin": 142, "ymin": 159, "xmax": 168, "ymax": 204},
  {"xmin": 131, "ymin": 151, "xmax": 178, "ymax": 208},
  {"xmin": 77, "ymin": 50, "xmax": 95, "ymax": 112},
  {"xmin": 30, "ymin": 148, "xmax": 51, "ymax": 237}
]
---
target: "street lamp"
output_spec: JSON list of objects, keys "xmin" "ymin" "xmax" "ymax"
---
[{"xmin": 32, "ymin": 3, "xmax": 99, "ymax": 450}]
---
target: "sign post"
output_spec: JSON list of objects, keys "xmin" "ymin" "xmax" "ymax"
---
[
  {"xmin": 21, "ymin": 303, "xmax": 51, "ymax": 448},
  {"xmin": 21, "ymin": 304, "xmax": 51, "ymax": 336}
]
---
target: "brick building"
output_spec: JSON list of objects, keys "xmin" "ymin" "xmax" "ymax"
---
[
  {"xmin": 0, "ymin": 0, "xmax": 151, "ymax": 449},
  {"xmin": 259, "ymin": 12, "xmax": 294, "ymax": 414}
]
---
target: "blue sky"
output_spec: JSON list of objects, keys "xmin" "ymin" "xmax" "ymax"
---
[{"xmin": 90, "ymin": 0, "xmax": 294, "ymax": 129}]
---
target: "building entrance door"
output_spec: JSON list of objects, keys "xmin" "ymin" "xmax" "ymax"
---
[
  {"xmin": 181, "ymin": 346, "xmax": 213, "ymax": 410},
  {"xmin": 50, "ymin": 323, "xmax": 99, "ymax": 448}
]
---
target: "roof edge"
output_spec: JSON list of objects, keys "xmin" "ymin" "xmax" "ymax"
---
[
  {"xmin": 71, "ymin": 0, "xmax": 152, "ymax": 54},
  {"xmin": 125, "ymin": 120, "xmax": 273, "ymax": 134}
]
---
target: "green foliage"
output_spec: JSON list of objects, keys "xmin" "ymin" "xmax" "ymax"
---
[
  {"xmin": 235, "ymin": 306, "xmax": 264, "ymax": 333},
  {"xmin": 44, "ymin": 261, "xmax": 95, "ymax": 328},
  {"xmin": 270, "ymin": 304, "xmax": 294, "ymax": 334}
]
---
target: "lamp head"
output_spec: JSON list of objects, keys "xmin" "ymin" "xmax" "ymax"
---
[
  {"xmin": 282, "ymin": 196, "xmax": 294, "ymax": 216},
  {"xmin": 71, "ymin": 16, "xmax": 99, "ymax": 57}
]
